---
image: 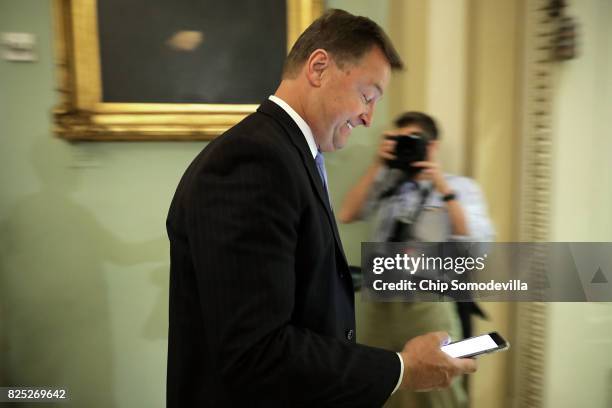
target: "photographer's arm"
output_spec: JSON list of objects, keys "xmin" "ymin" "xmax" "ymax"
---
[
  {"xmin": 412, "ymin": 161, "xmax": 468, "ymax": 236},
  {"xmin": 443, "ymin": 194, "xmax": 469, "ymax": 236},
  {"xmin": 338, "ymin": 161, "xmax": 383, "ymax": 223},
  {"xmin": 339, "ymin": 136, "xmax": 397, "ymax": 223}
]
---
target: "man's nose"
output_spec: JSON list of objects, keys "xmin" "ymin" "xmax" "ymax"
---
[{"xmin": 360, "ymin": 106, "xmax": 374, "ymax": 128}]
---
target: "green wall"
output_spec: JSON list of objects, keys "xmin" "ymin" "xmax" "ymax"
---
[
  {"xmin": 0, "ymin": 1, "xmax": 202, "ymax": 406},
  {"xmin": 0, "ymin": 1, "xmax": 390, "ymax": 406}
]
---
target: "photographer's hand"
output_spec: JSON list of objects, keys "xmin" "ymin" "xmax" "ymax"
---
[
  {"xmin": 378, "ymin": 131, "xmax": 399, "ymax": 163},
  {"xmin": 412, "ymin": 161, "xmax": 469, "ymax": 236},
  {"xmin": 411, "ymin": 161, "xmax": 451, "ymax": 195}
]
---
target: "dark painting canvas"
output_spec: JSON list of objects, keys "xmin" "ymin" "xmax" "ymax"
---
[{"xmin": 97, "ymin": 0, "xmax": 287, "ymax": 104}]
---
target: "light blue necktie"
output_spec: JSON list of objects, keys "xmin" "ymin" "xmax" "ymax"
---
[
  {"xmin": 314, "ymin": 151, "xmax": 328, "ymax": 190},
  {"xmin": 314, "ymin": 151, "xmax": 331, "ymax": 204}
]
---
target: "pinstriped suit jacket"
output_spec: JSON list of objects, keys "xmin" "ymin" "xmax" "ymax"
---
[{"xmin": 166, "ymin": 99, "xmax": 399, "ymax": 407}]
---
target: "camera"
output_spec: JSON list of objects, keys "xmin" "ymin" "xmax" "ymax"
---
[{"xmin": 385, "ymin": 132, "xmax": 429, "ymax": 178}]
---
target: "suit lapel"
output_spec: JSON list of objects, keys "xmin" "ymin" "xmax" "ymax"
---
[{"xmin": 257, "ymin": 100, "xmax": 349, "ymax": 269}]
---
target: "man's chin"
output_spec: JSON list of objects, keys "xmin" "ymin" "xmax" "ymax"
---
[
  {"xmin": 332, "ymin": 138, "xmax": 348, "ymax": 151},
  {"xmin": 319, "ymin": 145, "xmax": 336, "ymax": 153},
  {"xmin": 317, "ymin": 131, "xmax": 348, "ymax": 152},
  {"xmin": 318, "ymin": 138, "xmax": 337, "ymax": 153},
  {"xmin": 329, "ymin": 133, "xmax": 350, "ymax": 151}
]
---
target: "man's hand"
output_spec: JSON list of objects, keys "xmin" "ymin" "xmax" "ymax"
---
[
  {"xmin": 411, "ymin": 161, "xmax": 451, "ymax": 195},
  {"xmin": 399, "ymin": 331, "xmax": 477, "ymax": 391},
  {"xmin": 376, "ymin": 132, "xmax": 398, "ymax": 163}
]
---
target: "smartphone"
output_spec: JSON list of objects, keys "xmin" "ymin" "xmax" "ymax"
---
[{"xmin": 441, "ymin": 332, "xmax": 509, "ymax": 359}]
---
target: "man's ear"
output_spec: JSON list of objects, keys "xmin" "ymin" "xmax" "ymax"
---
[{"xmin": 305, "ymin": 49, "xmax": 331, "ymax": 87}]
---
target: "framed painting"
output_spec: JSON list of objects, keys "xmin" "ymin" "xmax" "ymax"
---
[{"xmin": 52, "ymin": 0, "xmax": 322, "ymax": 141}]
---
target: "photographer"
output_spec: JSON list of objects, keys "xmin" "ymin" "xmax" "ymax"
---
[{"xmin": 339, "ymin": 112, "xmax": 494, "ymax": 408}]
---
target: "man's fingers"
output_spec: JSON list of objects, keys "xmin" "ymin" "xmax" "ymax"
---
[
  {"xmin": 413, "ymin": 160, "xmax": 439, "ymax": 167},
  {"xmin": 379, "ymin": 140, "xmax": 396, "ymax": 161},
  {"xmin": 454, "ymin": 357, "xmax": 478, "ymax": 374},
  {"xmin": 400, "ymin": 332, "xmax": 479, "ymax": 391},
  {"xmin": 430, "ymin": 331, "xmax": 451, "ymax": 345},
  {"xmin": 411, "ymin": 161, "xmax": 431, "ymax": 168}
]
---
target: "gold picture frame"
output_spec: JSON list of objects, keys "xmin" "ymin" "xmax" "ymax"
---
[{"xmin": 52, "ymin": 0, "xmax": 322, "ymax": 141}]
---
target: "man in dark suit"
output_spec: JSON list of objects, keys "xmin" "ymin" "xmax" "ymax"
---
[{"xmin": 166, "ymin": 9, "xmax": 476, "ymax": 407}]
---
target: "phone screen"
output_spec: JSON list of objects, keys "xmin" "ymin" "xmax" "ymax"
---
[{"xmin": 441, "ymin": 333, "xmax": 506, "ymax": 358}]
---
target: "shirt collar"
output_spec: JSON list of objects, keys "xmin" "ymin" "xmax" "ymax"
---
[{"xmin": 268, "ymin": 95, "xmax": 318, "ymax": 159}]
